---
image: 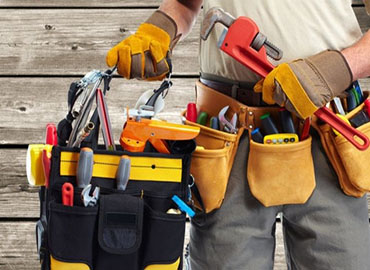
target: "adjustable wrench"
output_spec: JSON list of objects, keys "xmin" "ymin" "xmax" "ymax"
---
[
  {"xmin": 81, "ymin": 184, "xmax": 100, "ymax": 207},
  {"xmin": 201, "ymin": 7, "xmax": 369, "ymax": 151},
  {"xmin": 218, "ymin": 106, "xmax": 238, "ymax": 133}
]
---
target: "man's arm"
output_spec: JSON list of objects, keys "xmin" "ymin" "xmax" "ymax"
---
[
  {"xmin": 107, "ymin": 0, "xmax": 202, "ymax": 79},
  {"xmin": 255, "ymin": 30, "xmax": 370, "ymax": 119},
  {"xmin": 342, "ymin": 30, "xmax": 370, "ymax": 81},
  {"xmin": 159, "ymin": 0, "xmax": 203, "ymax": 38}
]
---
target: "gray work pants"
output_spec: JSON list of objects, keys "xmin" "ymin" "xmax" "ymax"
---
[{"xmin": 189, "ymin": 129, "xmax": 370, "ymax": 270}]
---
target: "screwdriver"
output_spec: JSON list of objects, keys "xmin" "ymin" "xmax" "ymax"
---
[
  {"xmin": 77, "ymin": 147, "xmax": 94, "ymax": 188},
  {"xmin": 116, "ymin": 155, "xmax": 131, "ymax": 191},
  {"xmin": 186, "ymin": 103, "xmax": 197, "ymax": 122},
  {"xmin": 196, "ymin": 111, "xmax": 208, "ymax": 125},
  {"xmin": 210, "ymin": 116, "xmax": 220, "ymax": 130}
]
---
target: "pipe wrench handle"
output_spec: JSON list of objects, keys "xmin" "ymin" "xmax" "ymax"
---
[{"xmin": 315, "ymin": 107, "xmax": 369, "ymax": 150}]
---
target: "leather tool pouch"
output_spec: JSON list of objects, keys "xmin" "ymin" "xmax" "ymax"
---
[
  {"xmin": 188, "ymin": 81, "xmax": 316, "ymax": 210},
  {"xmin": 41, "ymin": 146, "xmax": 190, "ymax": 270},
  {"xmin": 185, "ymin": 81, "xmax": 246, "ymax": 213},
  {"xmin": 244, "ymin": 106, "xmax": 315, "ymax": 207},
  {"xmin": 248, "ymin": 134, "xmax": 315, "ymax": 207},
  {"xmin": 312, "ymin": 92, "xmax": 370, "ymax": 197}
]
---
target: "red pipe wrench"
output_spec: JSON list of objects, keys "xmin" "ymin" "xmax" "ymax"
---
[{"xmin": 201, "ymin": 7, "xmax": 369, "ymax": 150}]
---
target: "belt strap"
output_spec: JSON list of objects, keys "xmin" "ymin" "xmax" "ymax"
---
[{"xmin": 199, "ymin": 77, "xmax": 263, "ymax": 106}]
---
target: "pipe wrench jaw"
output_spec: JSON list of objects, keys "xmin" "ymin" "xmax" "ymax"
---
[
  {"xmin": 217, "ymin": 17, "xmax": 277, "ymax": 78},
  {"xmin": 202, "ymin": 7, "xmax": 283, "ymax": 77}
]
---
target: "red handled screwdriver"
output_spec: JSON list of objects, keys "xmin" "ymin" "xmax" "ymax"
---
[
  {"xmin": 186, "ymin": 103, "xmax": 197, "ymax": 122},
  {"xmin": 62, "ymin": 182, "xmax": 74, "ymax": 206}
]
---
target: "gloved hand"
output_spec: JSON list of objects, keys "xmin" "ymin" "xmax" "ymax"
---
[
  {"xmin": 254, "ymin": 50, "xmax": 353, "ymax": 119},
  {"xmin": 106, "ymin": 10, "xmax": 180, "ymax": 80}
]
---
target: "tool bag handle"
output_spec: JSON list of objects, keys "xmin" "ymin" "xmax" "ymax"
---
[{"xmin": 81, "ymin": 68, "xmax": 115, "ymax": 149}]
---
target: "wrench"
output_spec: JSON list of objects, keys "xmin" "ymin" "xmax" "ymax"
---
[
  {"xmin": 218, "ymin": 106, "xmax": 238, "ymax": 134},
  {"xmin": 81, "ymin": 184, "xmax": 100, "ymax": 207}
]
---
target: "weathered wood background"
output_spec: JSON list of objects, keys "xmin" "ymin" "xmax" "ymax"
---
[{"xmin": 0, "ymin": 1, "xmax": 369, "ymax": 269}]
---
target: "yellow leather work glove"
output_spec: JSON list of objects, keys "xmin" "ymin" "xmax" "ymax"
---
[
  {"xmin": 254, "ymin": 50, "xmax": 353, "ymax": 119},
  {"xmin": 106, "ymin": 10, "xmax": 180, "ymax": 80}
]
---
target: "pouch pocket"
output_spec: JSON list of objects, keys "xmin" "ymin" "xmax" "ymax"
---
[
  {"xmin": 48, "ymin": 202, "xmax": 98, "ymax": 269},
  {"xmin": 312, "ymin": 95, "xmax": 370, "ymax": 197},
  {"xmin": 335, "ymin": 122, "xmax": 370, "ymax": 192},
  {"xmin": 142, "ymin": 203, "xmax": 186, "ymax": 269},
  {"xmin": 186, "ymin": 119, "xmax": 243, "ymax": 213},
  {"xmin": 95, "ymin": 193, "xmax": 144, "ymax": 270},
  {"xmin": 247, "ymin": 136, "xmax": 315, "ymax": 207}
]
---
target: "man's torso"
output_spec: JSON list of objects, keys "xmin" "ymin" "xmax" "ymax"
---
[{"xmin": 200, "ymin": 0, "xmax": 362, "ymax": 82}]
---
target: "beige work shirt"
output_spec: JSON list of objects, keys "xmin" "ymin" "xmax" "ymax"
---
[{"xmin": 200, "ymin": 0, "xmax": 363, "ymax": 83}]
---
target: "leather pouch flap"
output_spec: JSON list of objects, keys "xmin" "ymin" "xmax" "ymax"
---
[{"xmin": 98, "ymin": 194, "xmax": 143, "ymax": 255}]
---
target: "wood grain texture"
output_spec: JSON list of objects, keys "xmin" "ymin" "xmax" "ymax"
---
[
  {"xmin": 0, "ymin": 9, "xmax": 200, "ymax": 76},
  {"xmin": 0, "ymin": 0, "xmax": 364, "ymax": 7},
  {"xmin": 0, "ymin": 0, "xmax": 160, "ymax": 7},
  {"xmin": 0, "ymin": 8, "xmax": 368, "ymax": 76},
  {"xmin": 0, "ymin": 222, "xmax": 289, "ymax": 270}
]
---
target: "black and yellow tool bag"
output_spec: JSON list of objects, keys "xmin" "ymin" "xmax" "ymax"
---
[{"xmin": 36, "ymin": 146, "xmax": 192, "ymax": 270}]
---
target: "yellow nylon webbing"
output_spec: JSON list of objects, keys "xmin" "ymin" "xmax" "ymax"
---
[
  {"xmin": 60, "ymin": 152, "xmax": 182, "ymax": 183},
  {"xmin": 144, "ymin": 257, "xmax": 180, "ymax": 270},
  {"xmin": 50, "ymin": 256, "xmax": 90, "ymax": 270}
]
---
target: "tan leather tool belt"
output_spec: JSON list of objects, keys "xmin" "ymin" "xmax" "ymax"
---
[{"xmin": 188, "ymin": 81, "xmax": 316, "ymax": 212}]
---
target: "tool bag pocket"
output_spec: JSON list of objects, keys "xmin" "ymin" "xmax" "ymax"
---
[
  {"xmin": 247, "ymin": 136, "xmax": 315, "ymax": 207},
  {"xmin": 48, "ymin": 202, "xmax": 98, "ymax": 270},
  {"xmin": 142, "ymin": 200, "xmax": 186, "ymax": 269},
  {"xmin": 95, "ymin": 193, "xmax": 144, "ymax": 270},
  {"xmin": 44, "ymin": 146, "xmax": 191, "ymax": 270},
  {"xmin": 313, "ymin": 95, "xmax": 370, "ymax": 197}
]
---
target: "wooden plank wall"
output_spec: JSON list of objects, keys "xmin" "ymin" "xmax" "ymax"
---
[{"xmin": 0, "ymin": 1, "xmax": 368, "ymax": 269}]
